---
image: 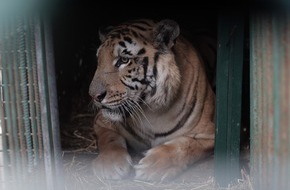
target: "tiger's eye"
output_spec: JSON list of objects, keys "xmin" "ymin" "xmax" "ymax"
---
[
  {"xmin": 120, "ymin": 57, "xmax": 130, "ymax": 64},
  {"xmin": 115, "ymin": 56, "xmax": 131, "ymax": 68}
]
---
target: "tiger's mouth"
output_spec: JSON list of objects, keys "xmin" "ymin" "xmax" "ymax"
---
[
  {"xmin": 101, "ymin": 105, "xmax": 128, "ymax": 121},
  {"xmin": 102, "ymin": 107, "xmax": 120, "ymax": 114}
]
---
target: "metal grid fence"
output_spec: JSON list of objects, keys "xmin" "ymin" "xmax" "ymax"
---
[
  {"xmin": 0, "ymin": 12, "xmax": 63, "ymax": 190},
  {"xmin": 0, "ymin": 16, "xmax": 43, "ymax": 189}
]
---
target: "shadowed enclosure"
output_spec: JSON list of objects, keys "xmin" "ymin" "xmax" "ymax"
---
[{"xmin": 2, "ymin": 1, "xmax": 276, "ymax": 189}]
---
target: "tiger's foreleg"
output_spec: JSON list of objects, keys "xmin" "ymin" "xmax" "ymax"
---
[
  {"xmin": 134, "ymin": 135, "xmax": 214, "ymax": 181},
  {"xmin": 92, "ymin": 127, "xmax": 133, "ymax": 179}
]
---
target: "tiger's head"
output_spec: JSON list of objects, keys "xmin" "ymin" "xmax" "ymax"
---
[{"xmin": 89, "ymin": 19, "xmax": 181, "ymax": 121}]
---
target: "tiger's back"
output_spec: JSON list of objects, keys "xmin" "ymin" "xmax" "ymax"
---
[{"xmin": 89, "ymin": 19, "xmax": 216, "ymax": 181}]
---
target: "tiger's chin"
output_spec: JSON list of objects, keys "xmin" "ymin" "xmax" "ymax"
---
[{"xmin": 102, "ymin": 109, "xmax": 123, "ymax": 122}]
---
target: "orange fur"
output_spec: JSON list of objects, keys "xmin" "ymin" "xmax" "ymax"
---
[{"xmin": 89, "ymin": 19, "xmax": 216, "ymax": 181}]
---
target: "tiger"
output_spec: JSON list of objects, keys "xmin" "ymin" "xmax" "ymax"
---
[{"xmin": 88, "ymin": 19, "xmax": 216, "ymax": 181}]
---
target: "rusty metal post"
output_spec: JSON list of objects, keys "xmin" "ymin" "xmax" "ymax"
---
[{"xmin": 250, "ymin": 11, "xmax": 290, "ymax": 190}]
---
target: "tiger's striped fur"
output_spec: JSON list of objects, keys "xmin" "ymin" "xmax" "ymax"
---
[{"xmin": 89, "ymin": 19, "xmax": 216, "ymax": 181}]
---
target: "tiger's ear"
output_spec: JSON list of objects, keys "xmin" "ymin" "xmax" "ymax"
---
[
  {"xmin": 153, "ymin": 19, "xmax": 180, "ymax": 51},
  {"xmin": 98, "ymin": 26, "xmax": 113, "ymax": 43}
]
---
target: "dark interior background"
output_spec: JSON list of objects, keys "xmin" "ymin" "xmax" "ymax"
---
[{"xmin": 50, "ymin": 1, "xmax": 249, "ymax": 150}]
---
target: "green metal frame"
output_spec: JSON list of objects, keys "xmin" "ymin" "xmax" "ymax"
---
[{"xmin": 214, "ymin": 12, "xmax": 245, "ymax": 187}]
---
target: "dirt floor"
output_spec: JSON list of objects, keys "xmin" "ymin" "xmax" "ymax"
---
[{"xmin": 60, "ymin": 112, "xmax": 252, "ymax": 190}]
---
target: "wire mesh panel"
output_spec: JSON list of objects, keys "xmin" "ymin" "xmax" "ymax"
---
[
  {"xmin": 0, "ymin": 6, "xmax": 63, "ymax": 190},
  {"xmin": 0, "ymin": 117, "xmax": 4, "ymax": 190},
  {"xmin": 1, "ymin": 17, "xmax": 40, "ymax": 190}
]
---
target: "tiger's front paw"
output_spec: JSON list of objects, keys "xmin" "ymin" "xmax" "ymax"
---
[
  {"xmin": 92, "ymin": 149, "xmax": 133, "ymax": 180},
  {"xmin": 134, "ymin": 145, "xmax": 186, "ymax": 181}
]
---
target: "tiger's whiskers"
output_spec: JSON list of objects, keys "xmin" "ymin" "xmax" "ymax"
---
[{"xmin": 127, "ymin": 99, "xmax": 154, "ymax": 130}]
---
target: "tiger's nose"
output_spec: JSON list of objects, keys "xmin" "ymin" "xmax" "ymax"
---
[{"xmin": 93, "ymin": 91, "xmax": 107, "ymax": 102}]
